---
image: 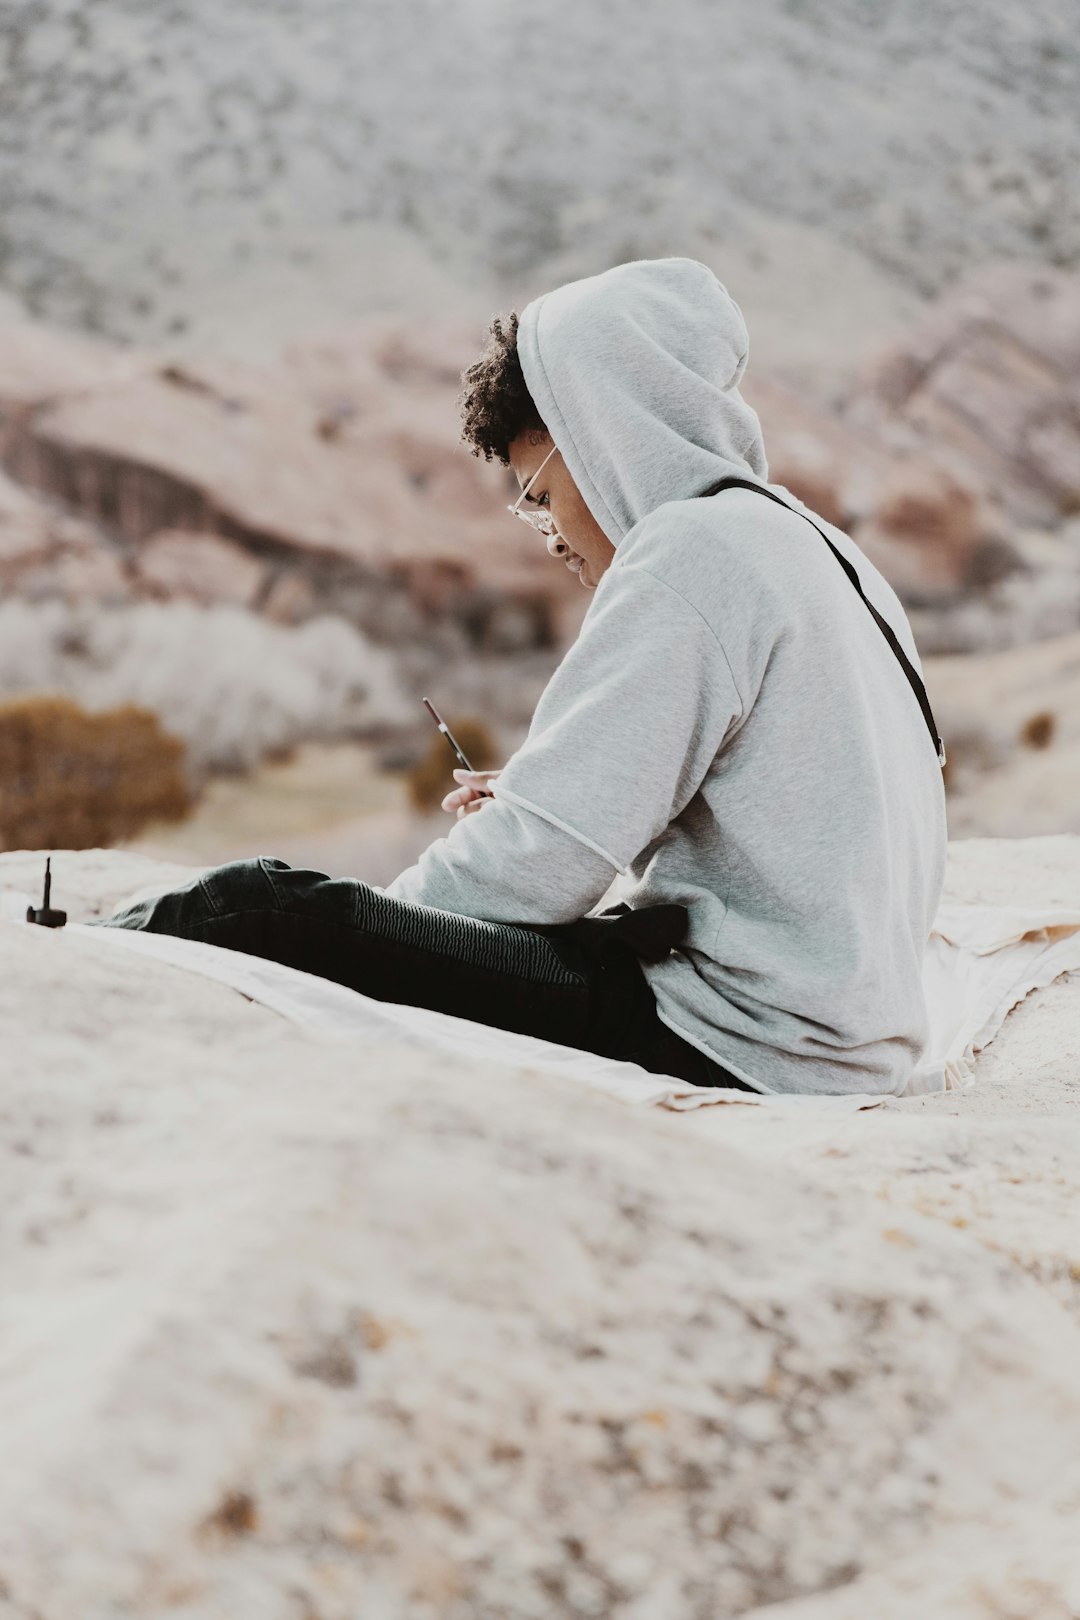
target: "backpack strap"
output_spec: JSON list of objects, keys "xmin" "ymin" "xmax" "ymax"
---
[{"xmin": 699, "ymin": 476, "xmax": 946, "ymax": 769}]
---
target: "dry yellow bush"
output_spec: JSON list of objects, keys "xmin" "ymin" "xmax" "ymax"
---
[
  {"xmin": 406, "ymin": 716, "xmax": 499, "ymax": 812},
  {"xmin": 0, "ymin": 693, "xmax": 195, "ymax": 851}
]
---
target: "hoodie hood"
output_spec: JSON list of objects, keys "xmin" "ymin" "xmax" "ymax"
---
[{"xmin": 516, "ymin": 256, "xmax": 769, "ymax": 547}]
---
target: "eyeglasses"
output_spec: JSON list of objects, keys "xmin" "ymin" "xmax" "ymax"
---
[{"xmin": 508, "ymin": 442, "xmax": 559, "ymax": 536}]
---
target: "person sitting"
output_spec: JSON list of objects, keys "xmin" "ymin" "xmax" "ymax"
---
[{"xmin": 94, "ymin": 256, "xmax": 947, "ymax": 1096}]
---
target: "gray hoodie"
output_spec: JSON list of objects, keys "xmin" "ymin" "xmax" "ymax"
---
[{"xmin": 386, "ymin": 257, "xmax": 948, "ymax": 1096}]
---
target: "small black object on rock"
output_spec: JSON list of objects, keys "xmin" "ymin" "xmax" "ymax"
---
[{"xmin": 26, "ymin": 857, "xmax": 67, "ymax": 929}]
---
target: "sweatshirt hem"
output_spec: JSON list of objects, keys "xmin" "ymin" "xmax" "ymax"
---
[
  {"xmin": 655, "ymin": 1007, "xmax": 911, "ymax": 1098},
  {"xmin": 654, "ymin": 1007, "xmax": 774, "ymax": 1094},
  {"xmin": 492, "ymin": 786, "xmax": 632, "ymax": 876}
]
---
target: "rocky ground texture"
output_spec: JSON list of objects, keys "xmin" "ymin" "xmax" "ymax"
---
[
  {"xmin": 2, "ymin": 261, "xmax": 1078, "ymax": 661},
  {"xmin": 4, "ymin": 257, "xmax": 1080, "ymax": 820},
  {"xmin": 1, "ymin": 840, "xmax": 1078, "ymax": 1619}
]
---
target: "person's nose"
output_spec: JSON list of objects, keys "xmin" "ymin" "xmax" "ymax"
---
[{"xmin": 545, "ymin": 529, "xmax": 569, "ymax": 559}]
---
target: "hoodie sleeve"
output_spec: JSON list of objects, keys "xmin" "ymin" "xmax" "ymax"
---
[{"xmin": 384, "ymin": 561, "xmax": 744, "ymax": 924}]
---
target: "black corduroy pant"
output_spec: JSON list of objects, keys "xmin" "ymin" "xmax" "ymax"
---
[{"xmin": 90, "ymin": 855, "xmax": 753, "ymax": 1089}]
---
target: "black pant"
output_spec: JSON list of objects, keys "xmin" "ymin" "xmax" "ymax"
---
[{"xmin": 90, "ymin": 856, "xmax": 753, "ymax": 1089}]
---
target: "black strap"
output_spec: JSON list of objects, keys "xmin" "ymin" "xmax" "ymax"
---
[{"xmin": 699, "ymin": 476, "xmax": 946, "ymax": 769}]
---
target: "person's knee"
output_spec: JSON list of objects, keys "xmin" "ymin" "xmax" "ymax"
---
[
  {"xmin": 97, "ymin": 856, "xmax": 278, "ymax": 936},
  {"xmin": 94, "ymin": 855, "xmax": 365, "ymax": 940},
  {"xmin": 202, "ymin": 856, "xmax": 288, "ymax": 919},
  {"xmin": 253, "ymin": 857, "xmax": 362, "ymax": 928}
]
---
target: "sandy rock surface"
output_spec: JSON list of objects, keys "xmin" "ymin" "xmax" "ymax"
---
[
  {"xmin": 132, "ymin": 530, "xmax": 268, "ymax": 608},
  {"xmin": 5, "ymin": 268, "xmax": 1079, "ymax": 685},
  {"xmin": 926, "ymin": 632, "xmax": 1080, "ymax": 836},
  {"xmin": 848, "ymin": 261, "xmax": 1080, "ymax": 529},
  {"xmin": 0, "ymin": 466, "xmax": 130, "ymax": 601},
  {"xmin": 0, "ymin": 314, "xmax": 581, "ymax": 654},
  {"xmin": 745, "ymin": 379, "xmax": 1010, "ymax": 607},
  {"xmin": 1, "ymin": 842, "xmax": 1079, "ymax": 1619}
]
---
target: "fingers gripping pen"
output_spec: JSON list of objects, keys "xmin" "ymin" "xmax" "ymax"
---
[{"xmin": 422, "ymin": 698, "xmax": 495, "ymax": 798}]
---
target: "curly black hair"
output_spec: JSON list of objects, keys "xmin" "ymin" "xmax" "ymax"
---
[{"xmin": 457, "ymin": 310, "xmax": 547, "ymax": 466}]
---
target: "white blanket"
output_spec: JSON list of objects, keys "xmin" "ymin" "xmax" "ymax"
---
[
  {"xmin": 4, "ymin": 886, "xmax": 1080, "ymax": 1111},
  {"xmin": 919, "ymin": 901, "xmax": 1080, "ymax": 1091}
]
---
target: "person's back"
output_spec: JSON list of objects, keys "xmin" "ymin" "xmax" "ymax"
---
[
  {"xmin": 611, "ymin": 484, "xmax": 947, "ymax": 1094},
  {"xmin": 385, "ymin": 254, "xmax": 949, "ymax": 1096}
]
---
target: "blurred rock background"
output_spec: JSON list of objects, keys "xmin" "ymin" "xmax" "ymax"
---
[{"xmin": 1, "ymin": 0, "xmax": 1078, "ymax": 873}]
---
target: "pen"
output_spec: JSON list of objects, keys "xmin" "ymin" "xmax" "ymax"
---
[{"xmin": 422, "ymin": 697, "xmax": 495, "ymax": 798}]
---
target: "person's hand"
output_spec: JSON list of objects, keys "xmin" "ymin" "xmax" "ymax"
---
[{"xmin": 441, "ymin": 768, "xmax": 501, "ymax": 819}]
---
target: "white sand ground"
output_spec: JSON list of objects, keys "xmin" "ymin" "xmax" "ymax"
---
[{"xmin": 1, "ymin": 840, "xmax": 1079, "ymax": 1620}]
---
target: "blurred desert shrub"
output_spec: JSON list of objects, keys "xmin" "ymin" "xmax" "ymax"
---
[
  {"xmin": 0, "ymin": 694, "xmax": 193, "ymax": 851},
  {"xmin": 407, "ymin": 717, "xmax": 499, "ymax": 811},
  {"xmin": 0, "ymin": 600, "xmax": 411, "ymax": 780}
]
